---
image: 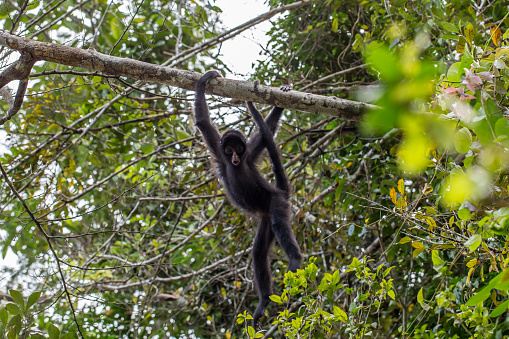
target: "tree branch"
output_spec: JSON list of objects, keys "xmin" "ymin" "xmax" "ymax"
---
[
  {"xmin": 0, "ymin": 51, "xmax": 37, "ymax": 124},
  {"xmin": 0, "ymin": 31, "xmax": 376, "ymax": 119}
]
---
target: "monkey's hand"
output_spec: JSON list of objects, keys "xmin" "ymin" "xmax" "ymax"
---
[
  {"xmin": 198, "ymin": 70, "xmax": 222, "ymax": 85},
  {"xmin": 280, "ymin": 85, "xmax": 291, "ymax": 92},
  {"xmin": 195, "ymin": 70, "xmax": 222, "ymax": 93},
  {"xmin": 252, "ymin": 306, "xmax": 266, "ymax": 331}
]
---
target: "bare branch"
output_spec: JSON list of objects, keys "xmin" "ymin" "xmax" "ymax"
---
[
  {"xmin": 0, "ymin": 31, "xmax": 376, "ymax": 119},
  {"xmin": 0, "ymin": 51, "xmax": 37, "ymax": 125}
]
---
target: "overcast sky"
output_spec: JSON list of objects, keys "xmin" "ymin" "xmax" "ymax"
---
[{"xmin": 216, "ymin": 0, "xmax": 272, "ymax": 78}]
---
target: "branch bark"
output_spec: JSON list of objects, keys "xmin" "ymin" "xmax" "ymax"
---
[{"xmin": 0, "ymin": 31, "xmax": 376, "ymax": 119}]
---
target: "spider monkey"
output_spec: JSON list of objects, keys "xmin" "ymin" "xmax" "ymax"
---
[{"xmin": 194, "ymin": 70, "xmax": 302, "ymax": 328}]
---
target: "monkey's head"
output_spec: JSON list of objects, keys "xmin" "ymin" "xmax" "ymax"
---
[{"xmin": 220, "ymin": 129, "xmax": 246, "ymax": 166}]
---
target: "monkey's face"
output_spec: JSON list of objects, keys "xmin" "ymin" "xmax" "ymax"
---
[{"xmin": 224, "ymin": 144, "xmax": 244, "ymax": 166}]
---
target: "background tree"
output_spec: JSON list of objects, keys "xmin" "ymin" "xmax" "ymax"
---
[{"xmin": 0, "ymin": 0, "xmax": 509, "ymax": 338}]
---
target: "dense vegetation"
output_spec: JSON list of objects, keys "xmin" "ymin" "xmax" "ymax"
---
[{"xmin": 0, "ymin": 0, "xmax": 508, "ymax": 338}]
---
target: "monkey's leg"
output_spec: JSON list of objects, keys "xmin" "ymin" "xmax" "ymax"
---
[
  {"xmin": 270, "ymin": 196, "xmax": 302, "ymax": 272},
  {"xmin": 252, "ymin": 215, "xmax": 275, "ymax": 328}
]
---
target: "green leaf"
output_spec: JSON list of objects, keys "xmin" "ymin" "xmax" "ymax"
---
[
  {"xmin": 454, "ymin": 127, "xmax": 472, "ymax": 153},
  {"xmin": 447, "ymin": 62, "xmax": 460, "ymax": 82},
  {"xmin": 5, "ymin": 304, "xmax": 21, "ymax": 316},
  {"xmin": 466, "ymin": 270, "xmax": 505, "ymax": 306},
  {"xmin": 332, "ymin": 270, "xmax": 340, "ymax": 284},
  {"xmin": 441, "ymin": 21, "xmax": 459, "ymax": 33},
  {"xmin": 458, "ymin": 208, "xmax": 471, "ymax": 220},
  {"xmin": 383, "ymin": 266, "xmax": 394, "ymax": 278},
  {"xmin": 9, "ymin": 291, "xmax": 24, "ymax": 310},
  {"xmin": 60, "ymin": 333, "xmax": 76, "ymax": 339},
  {"xmin": 465, "ymin": 234, "xmax": 482, "ymax": 252},
  {"xmin": 366, "ymin": 43, "xmax": 401, "ymax": 83},
  {"xmin": 413, "ymin": 248, "xmax": 425, "ymax": 258},
  {"xmin": 0, "ymin": 308, "xmax": 7, "ymax": 325},
  {"xmin": 48, "ymin": 324, "xmax": 60, "ymax": 339},
  {"xmin": 139, "ymin": 144, "xmax": 154, "ymax": 154},
  {"xmin": 490, "ymin": 299, "xmax": 509, "ymax": 317},
  {"xmin": 7, "ymin": 328, "xmax": 16, "ymax": 339},
  {"xmin": 26, "ymin": 291, "xmax": 41, "ymax": 311},
  {"xmin": 176, "ymin": 130, "xmax": 192, "ymax": 140},
  {"xmin": 493, "ymin": 269, "xmax": 509, "ymax": 291},
  {"xmin": 495, "ymin": 117, "xmax": 509, "ymax": 138},
  {"xmin": 441, "ymin": 34, "xmax": 459, "ymax": 40}
]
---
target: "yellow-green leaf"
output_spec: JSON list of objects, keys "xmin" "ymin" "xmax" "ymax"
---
[
  {"xmin": 397, "ymin": 179, "xmax": 405, "ymax": 195},
  {"xmin": 467, "ymin": 258, "xmax": 478, "ymax": 268},
  {"xmin": 269, "ymin": 295, "xmax": 282, "ymax": 304},
  {"xmin": 247, "ymin": 326, "xmax": 255, "ymax": 337},
  {"xmin": 390, "ymin": 187, "xmax": 397, "ymax": 204},
  {"xmin": 466, "ymin": 266, "xmax": 475, "ymax": 285},
  {"xmin": 426, "ymin": 217, "xmax": 436, "ymax": 230},
  {"xmin": 457, "ymin": 36, "xmax": 466, "ymax": 53},
  {"xmin": 332, "ymin": 18, "xmax": 338, "ymax": 32},
  {"xmin": 464, "ymin": 23, "xmax": 475, "ymax": 44},
  {"xmin": 417, "ymin": 287, "xmax": 424, "ymax": 303},
  {"xmin": 492, "ymin": 25, "xmax": 502, "ymax": 46},
  {"xmin": 399, "ymin": 236, "xmax": 412, "ymax": 244},
  {"xmin": 413, "ymin": 248, "xmax": 425, "ymax": 258},
  {"xmin": 432, "ymin": 250, "xmax": 445, "ymax": 266},
  {"xmin": 333, "ymin": 305, "xmax": 348, "ymax": 323},
  {"xmin": 412, "ymin": 241, "xmax": 424, "ymax": 249}
]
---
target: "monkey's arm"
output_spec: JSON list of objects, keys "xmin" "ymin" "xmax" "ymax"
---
[
  {"xmin": 247, "ymin": 106, "xmax": 284, "ymax": 161},
  {"xmin": 247, "ymin": 84, "xmax": 290, "ymax": 161},
  {"xmin": 247, "ymin": 102, "xmax": 290, "ymax": 194},
  {"xmin": 194, "ymin": 71, "xmax": 222, "ymax": 157}
]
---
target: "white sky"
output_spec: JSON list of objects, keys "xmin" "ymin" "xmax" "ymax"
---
[{"xmin": 215, "ymin": 0, "xmax": 272, "ymax": 78}]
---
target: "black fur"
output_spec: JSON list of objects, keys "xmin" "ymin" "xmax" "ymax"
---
[{"xmin": 194, "ymin": 71, "xmax": 302, "ymax": 328}]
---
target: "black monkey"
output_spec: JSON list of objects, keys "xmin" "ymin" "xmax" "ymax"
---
[{"xmin": 194, "ymin": 71, "xmax": 302, "ymax": 327}]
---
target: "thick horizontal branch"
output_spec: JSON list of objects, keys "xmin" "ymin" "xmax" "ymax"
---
[{"xmin": 0, "ymin": 31, "xmax": 376, "ymax": 119}]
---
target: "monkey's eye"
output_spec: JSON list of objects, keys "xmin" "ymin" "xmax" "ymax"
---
[
  {"xmin": 235, "ymin": 146, "xmax": 244, "ymax": 154},
  {"xmin": 224, "ymin": 147, "xmax": 233, "ymax": 155}
]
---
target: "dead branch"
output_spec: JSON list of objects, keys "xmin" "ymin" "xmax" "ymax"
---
[{"xmin": 0, "ymin": 51, "xmax": 37, "ymax": 124}]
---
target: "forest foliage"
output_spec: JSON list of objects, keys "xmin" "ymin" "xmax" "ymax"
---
[{"xmin": 0, "ymin": 0, "xmax": 509, "ymax": 338}]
